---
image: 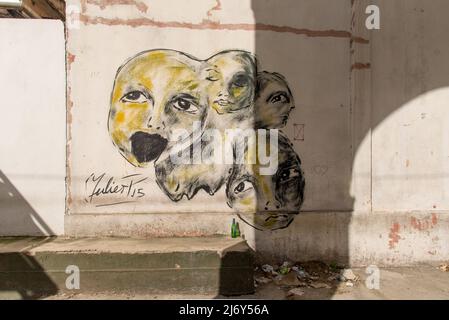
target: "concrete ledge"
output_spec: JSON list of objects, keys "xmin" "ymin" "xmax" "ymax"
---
[
  {"xmin": 245, "ymin": 211, "xmax": 449, "ymax": 266},
  {"xmin": 65, "ymin": 213, "xmax": 236, "ymax": 237},
  {"xmin": 0, "ymin": 236, "xmax": 255, "ymax": 299},
  {"xmin": 65, "ymin": 211, "xmax": 449, "ymax": 266}
]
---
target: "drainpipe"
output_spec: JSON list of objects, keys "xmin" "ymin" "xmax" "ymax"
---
[{"xmin": 0, "ymin": 0, "xmax": 23, "ymax": 8}]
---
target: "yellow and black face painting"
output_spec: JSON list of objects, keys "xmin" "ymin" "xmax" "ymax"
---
[
  {"xmin": 225, "ymin": 132, "xmax": 305, "ymax": 231},
  {"xmin": 109, "ymin": 49, "xmax": 206, "ymax": 167}
]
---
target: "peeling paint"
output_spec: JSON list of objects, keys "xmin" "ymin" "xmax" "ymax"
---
[
  {"xmin": 76, "ymin": 9, "xmax": 369, "ymax": 43},
  {"xmin": 79, "ymin": 13, "xmax": 369, "ymax": 41},
  {"xmin": 67, "ymin": 53, "xmax": 76, "ymax": 71},
  {"xmin": 66, "ymin": 83, "xmax": 74, "ymax": 210},
  {"xmin": 86, "ymin": 0, "xmax": 149, "ymax": 13},
  {"xmin": 410, "ymin": 213, "xmax": 438, "ymax": 231},
  {"xmin": 206, "ymin": 0, "xmax": 221, "ymax": 18},
  {"xmin": 66, "ymin": 53, "xmax": 76, "ymax": 212},
  {"xmin": 388, "ymin": 222, "xmax": 401, "ymax": 249},
  {"xmin": 77, "ymin": 0, "xmax": 370, "ymax": 42}
]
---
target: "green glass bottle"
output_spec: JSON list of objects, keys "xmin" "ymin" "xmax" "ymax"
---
[{"xmin": 231, "ymin": 218, "xmax": 237, "ymax": 238}]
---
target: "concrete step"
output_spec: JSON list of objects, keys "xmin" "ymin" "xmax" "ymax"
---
[{"xmin": 0, "ymin": 236, "xmax": 254, "ymax": 299}]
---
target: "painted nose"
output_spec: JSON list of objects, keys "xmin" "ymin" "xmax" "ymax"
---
[
  {"xmin": 263, "ymin": 200, "xmax": 282, "ymax": 211},
  {"xmin": 147, "ymin": 116, "xmax": 166, "ymax": 131},
  {"xmin": 218, "ymin": 91, "xmax": 230, "ymax": 99}
]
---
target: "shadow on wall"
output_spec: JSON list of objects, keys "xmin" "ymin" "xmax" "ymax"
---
[
  {"xmin": 248, "ymin": 0, "xmax": 353, "ymax": 300},
  {"xmin": 250, "ymin": 0, "xmax": 449, "ymax": 299},
  {"xmin": 0, "ymin": 170, "xmax": 58, "ymax": 299},
  {"xmin": 0, "ymin": 170, "xmax": 54, "ymax": 236}
]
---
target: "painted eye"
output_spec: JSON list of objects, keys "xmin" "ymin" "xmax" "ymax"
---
[
  {"xmin": 206, "ymin": 70, "xmax": 220, "ymax": 82},
  {"xmin": 121, "ymin": 91, "xmax": 148, "ymax": 103},
  {"xmin": 269, "ymin": 93, "xmax": 289, "ymax": 104},
  {"xmin": 232, "ymin": 74, "xmax": 250, "ymax": 88},
  {"xmin": 234, "ymin": 181, "xmax": 253, "ymax": 194},
  {"xmin": 172, "ymin": 97, "xmax": 199, "ymax": 114},
  {"xmin": 279, "ymin": 167, "xmax": 300, "ymax": 182}
]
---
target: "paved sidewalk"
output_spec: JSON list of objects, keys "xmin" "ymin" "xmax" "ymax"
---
[{"xmin": 42, "ymin": 265, "xmax": 449, "ymax": 300}]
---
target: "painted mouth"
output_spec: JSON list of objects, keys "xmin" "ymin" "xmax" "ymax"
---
[
  {"xmin": 264, "ymin": 214, "xmax": 291, "ymax": 223},
  {"xmin": 237, "ymin": 211, "xmax": 298, "ymax": 231},
  {"xmin": 130, "ymin": 131, "xmax": 168, "ymax": 163},
  {"xmin": 214, "ymin": 99, "xmax": 231, "ymax": 107}
]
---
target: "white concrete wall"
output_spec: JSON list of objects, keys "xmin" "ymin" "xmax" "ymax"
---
[
  {"xmin": 0, "ymin": 19, "xmax": 66, "ymax": 235},
  {"xmin": 371, "ymin": 0, "xmax": 449, "ymax": 212},
  {"xmin": 66, "ymin": 0, "xmax": 352, "ymax": 214},
  {"xmin": 64, "ymin": 0, "xmax": 449, "ymax": 265}
]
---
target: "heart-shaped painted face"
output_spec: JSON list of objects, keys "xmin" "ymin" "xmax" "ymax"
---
[
  {"xmin": 109, "ymin": 49, "xmax": 207, "ymax": 167},
  {"xmin": 109, "ymin": 49, "xmax": 258, "ymax": 169},
  {"xmin": 226, "ymin": 132, "xmax": 305, "ymax": 231}
]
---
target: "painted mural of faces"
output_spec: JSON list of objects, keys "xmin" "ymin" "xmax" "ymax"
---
[
  {"xmin": 255, "ymin": 71, "xmax": 295, "ymax": 129},
  {"xmin": 109, "ymin": 49, "xmax": 207, "ymax": 167},
  {"xmin": 226, "ymin": 132, "xmax": 305, "ymax": 231},
  {"xmin": 108, "ymin": 48, "xmax": 305, "ymax": 231}
]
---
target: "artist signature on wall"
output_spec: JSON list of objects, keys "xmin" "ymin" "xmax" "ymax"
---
[{"xmin": 85, "ymin": 173, "xmax": 147, "ymax": 207}]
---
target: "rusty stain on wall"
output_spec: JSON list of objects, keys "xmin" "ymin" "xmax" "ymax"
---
[
  {"xmin": 78, "ymin": 14, "xmax": 366, "ymax": 41},
  {"xmin": 66, "ymin": 52, "xmax": 76, "ymax": 210},
  {"xmin": 67, "ymin": 53, "xmax": 76, "ymax": 71},
  {"xmin": 86, "ymin": 0, "xmax": 149, "ymax": 13},
  {"xmin": 78, "ymin": 0, "xmax": 369, "ymax": 42},
  {"xmin": 410, "ymin": 213, "xmax": 438, "ymax": 232},
  {"xmin": 206, "ymin": 0, "xmax": 221, "ymax": 18},
  {"xmin": 388, "ymin": 222, "xmax": 401, "ymax": 249}
]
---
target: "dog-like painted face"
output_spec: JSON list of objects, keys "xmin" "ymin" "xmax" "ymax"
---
[
  {"xmin": 109, "ymin": 50, "xmax": 206, "ymax": 167},
  {"xmin": 226, "ymin": 132, "xmax": 305, "ymax": 231},
  {"xmin": 255, "ymin": 71, "xmax": 295, "ymax": 129}
]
